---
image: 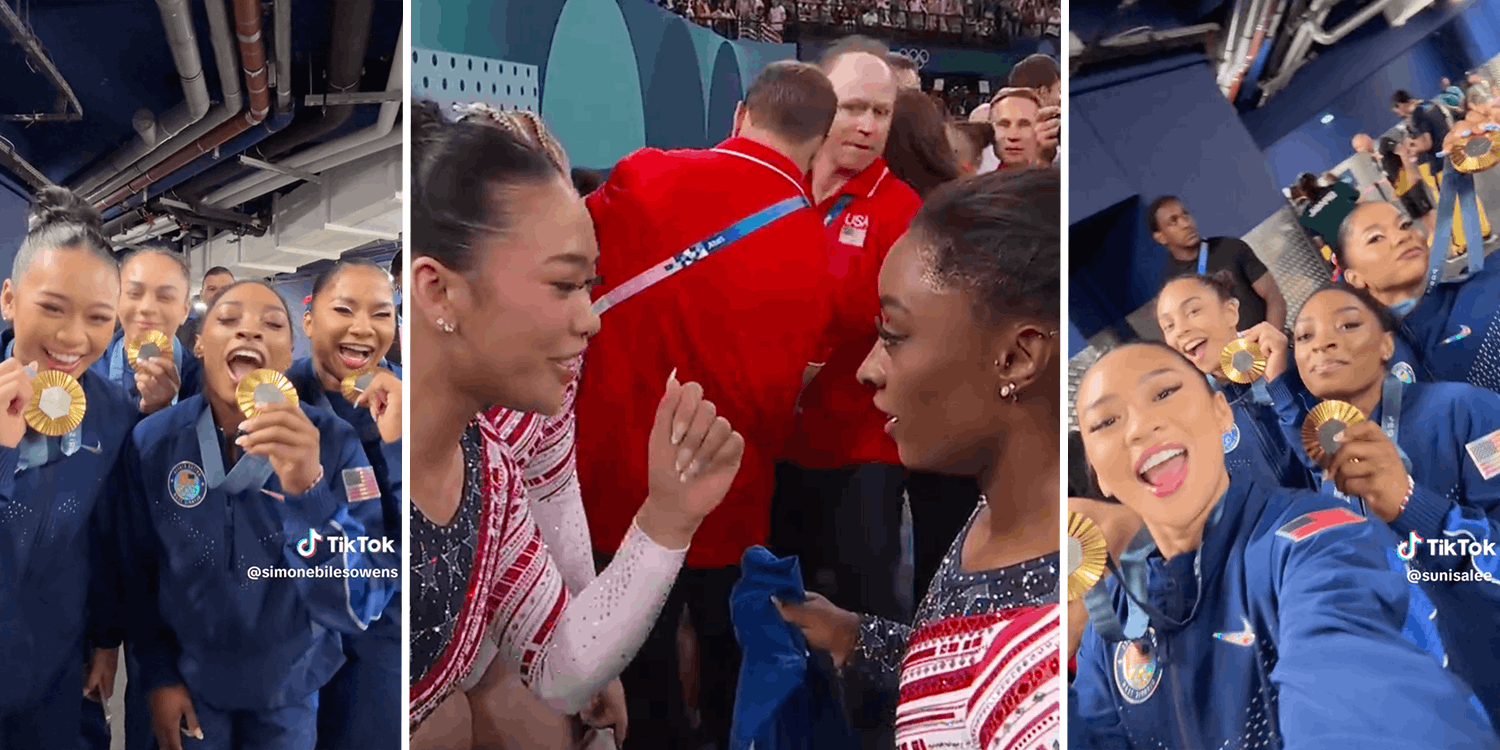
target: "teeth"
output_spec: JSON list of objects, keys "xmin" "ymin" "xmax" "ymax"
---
[
  {"xmin": 47, "ymin": 350, "xmax": 81, "ymax": 363},
  {"xmin": 1140, "ymin": 448, "xmax": 1184, "ymax": 474}
]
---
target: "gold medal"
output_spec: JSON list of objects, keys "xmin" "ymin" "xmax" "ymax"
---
[
  {"xmin": 25, "ymin": 370, "xmax": 87, "ymax": 436},
  {"xmin": 1301, "ymin": 400, "xmax": 1366, "ymax": 467},
  {"xmin": 341, "ymin": 368, "xmax": 378, "ymax": 402},
  {"xmin": 1067, "ymin": 511, "xmax": 1109, "ymax": 602},
  {"xmin": 1219, "ymin": 338, "xmax": 1266, "ymax": 385},
  {"xmin": 125, "ymin": 329, "xmax": 174, "ymax": 370},
  {"xmin": 235, "ymin": 369, "xmax": 298, "ymax": 418},
  {"xmin": 1450, "ymin": 130, "xmax": 1500, "ymax": 173}
]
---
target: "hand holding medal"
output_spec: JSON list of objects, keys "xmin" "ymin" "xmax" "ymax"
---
[
  {"xmin": 129, "ymin": 330, "xmax": 181, "ymax": 415},
  {"xmin": 0, "ymin": 359, "xmax": 38, "ymax": 448},
  {"xmin": 346, "ymin": 367, "xmax": 402, "ymax": 444},
  {"xmin": 234, "ymin": 369, "xmax": 322, "ymax": 495},
  {"xmin": 1443, "ymin": 101, "xmax": 1500, "ymax": 173},
  {"xmin": 1325, "ymin": 420, "xmax": 1410, "ymax": 522},
  {"xmin": 1231, "ymin": 323, "xmax": 1289, "ymax": 383}
]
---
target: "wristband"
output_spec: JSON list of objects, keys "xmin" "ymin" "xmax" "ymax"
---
[{"xmin": 295, "ymin": 466, "xmax": 325, "ymax": 496}]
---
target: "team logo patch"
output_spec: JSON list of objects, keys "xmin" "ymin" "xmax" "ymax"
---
[
  {"xmin": 1113, "ymin": 628, "xmax": 1161, "ymax": 705},
  {"xmin": 1213, "ymin": 617, "xmax": 1256, "ymax": 647},
  {"xmin": 1222, "ymin": 422, "xmax": 1241, "ymax": 453},
  {"xmin": 847, "ymin": 213, "xmax": 869, "ymax": 229},
  {"xmin": 1276, "ymin": 507, "xmax": 1364, "ymax": 542},
  {"xmin": 1465, "ymin": 429, "xmax": 1500, "ymax": 481},
  {"xmin": 343, "ymin": 467, "xmax": 381, "ymax": 502},
  {"xmin": 1391, "ymin": 361, "xmax": 1416, "ymax": 385},
  {"xmin": 169, "ymin": 461, "xmax": 206, "ymax": 508}
]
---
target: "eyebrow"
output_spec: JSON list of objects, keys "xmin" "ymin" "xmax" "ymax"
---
[
  {"xmin": 331, "ymin": 295, "xmax": 393, "ymax": 307},
  {"xmin": 545, "ymin": 252, "xmax": 593, "ymax": 267},
  {"xmin": 877, "ymin": 294, "xmax": 909, "ymax": 314},
  {"xmin": 1081, "ymin": 367, "xmax": 1177, "ymax": 413},
  {"xmin": 1295, "ymin": 304, "xmax": 1362, "ymax": 326}
]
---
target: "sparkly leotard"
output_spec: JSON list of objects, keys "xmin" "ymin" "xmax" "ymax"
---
[
  {"xmin": 408, "ymin": 376, "xmax": 688, "ymax": 729},
  {"xmin": 854, "ymin": 501, "xmax": 1062, "ymax": 750}
]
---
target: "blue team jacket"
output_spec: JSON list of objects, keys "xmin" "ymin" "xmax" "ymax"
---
[
  {"xmin": 1071, "ymin": 478, "xmax": 1496, "ymax": 749},
  {"xmin": 88, "ymin": 328, "xmax": 202, "ymax": 407},
  {"xmin": 120, "ymin": 395, "xmax": 395, "ymax": 709},
  {"xmin": 1217, "ymin": 374, "xmax": 1314, "ymax": 490},
  {"xmin": 0, "ymin": 340, "xmax": 135, "ymax": 713},
  {"xmin": 285, "ymin": 358, "xmax": 402, "ymax": 652},
  {"xmin": 1396, "ymin": 259, "xmax": 1500, "ymax": 392}
]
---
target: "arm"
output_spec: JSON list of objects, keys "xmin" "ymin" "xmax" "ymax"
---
[
  {"xmin": 1387, "ymin": 395, "xmax": 1500, "ymax": 578},
  {"xmin": 846, "ymin": 615, "xmax": 912, "ymax": 691},
  {"xmin": 1270, "ymin": 510, "xmax": 1497, "ymax": 748},
  {"xmin": 1250, "ymin": 270, "xmax": 1287, "ymax": 332},
  {"xmin": 1069, "ymin": 618, "xmax": 1133, "ymax": 749},
  {"xmin": 525, "ymin": 380, "xmax": 597, "ymax": 594},
  {"xmin": 273, "ymin": 419, "xmax": 398, "ymax": 635}
]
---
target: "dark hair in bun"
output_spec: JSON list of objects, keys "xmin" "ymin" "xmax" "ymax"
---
[{"xmin": 14, "ymin": 187, "xmax": 116, "ymax": 284}]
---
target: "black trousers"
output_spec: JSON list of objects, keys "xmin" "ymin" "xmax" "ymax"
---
[{"xmin": 596, "ymin": 552, "xmax": 741, "ymax": 750}]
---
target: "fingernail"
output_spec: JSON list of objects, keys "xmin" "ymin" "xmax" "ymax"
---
[
  {"xmin": 668, "ymin": 367, "xmax": 678, "ymax": 386},
  {"xmin": 235, "ymin": 436, "xmax": 246, "ymax": 446},
  {"xmin": 688, "ymin": 460, "xmax": 702, "ymax": 478},
  {"xmin": 1334, "ymin": 431, "xmax": 1346, "ymax": 442},
  {"xmin": 676, "ymin": 448, "xmax": 691, "ymax": 472},
  {"xmin": 671, "ymin": 425, "xmax": 684, "ymax": 446},
  {"xmin": 196, "ymin": 729, "xmax": 205, "ymax": 740},
  {"xmin": 678, "ymin": 471, "xmax": 688, "ymax": 483},
  {"xmin": 23, "ymin": 364, "xmax": 36, "ymax": 377}
]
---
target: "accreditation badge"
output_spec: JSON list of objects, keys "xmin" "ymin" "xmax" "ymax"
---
[{"xmin": 1113, "ymin": 628, "xmax": 1162, "ymax": 705}]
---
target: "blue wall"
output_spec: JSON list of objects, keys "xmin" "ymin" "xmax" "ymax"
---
[
  {"xmin": 0, "ymin": 184, "xmax": 30, "ymax": 294},
  {"xmin": 1069, "ymin": 54, "xmax": 1283, "ymax": 340},
  {"xmin": 415, "ymin": 0, "xmax": 796, "ymax": 169},
  {"xmin": 1262, "ymin": 5, "xmax": 1500, "ymax": 187}
]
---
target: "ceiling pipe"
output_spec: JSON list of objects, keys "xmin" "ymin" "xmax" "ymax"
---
[
  {"xmin": 179, "ymin": 0, "xmax": 374, "ymax": 200},
  {"xmin": 0, "ymin": 0, "xmax": 82, "ymax": 122},
  {"xmin": 1309, "ymin": 0, "xmax": 1403, "ymax": 44},
  {"xmin": 1217, "ymin": 0, "xmax": 1250, "ymax": 84},
  {"xmin": 275, "ymin": 0, "xmax": 292, "ymax": 112},
  {"xmin": 210, "ymin": 130, "xmax": 399, "ymax": 209},
  {"xmin": 1257, "ymin": 0, "xmax": 1338, "ymax": 103},
  {"xmin": 0, "ymin": 137, "xmax": 53, "ymax": 191},
  {"xmin": 149, "ymin": 0, "xmax": 213, "ymax": 139},
  {"xmin": 1226, "ymin": 0, "xmax": 1282, "ymax": 101},
  {"xmin": 94, "ymin": 0, "xmax": 270, "ymax": 211},
  {"xmin": 205, "ymin": 22, "xmax": 403, "ymax": 208},
  {"xmin": 74, "ymin": 0, "xmax": 241, "ymax": 200}
]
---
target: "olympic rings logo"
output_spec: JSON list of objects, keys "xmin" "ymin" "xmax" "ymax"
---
[{"xmin": 896, "ymin": 48, "xmax": 930, "ymax": 68}]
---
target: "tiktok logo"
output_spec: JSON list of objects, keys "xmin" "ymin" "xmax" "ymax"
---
[
  {"xmin": 1397, "ymin": 531, "xmax": 1424, "ymax": 561},
  {"xmin": 297, "ymin": 529, "xmax": 324, "ymax": 558}
]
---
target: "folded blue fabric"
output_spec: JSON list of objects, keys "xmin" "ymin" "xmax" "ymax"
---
[{"xmin": 729, "ymin": 546, "xmax": 856, "ymax": 750}]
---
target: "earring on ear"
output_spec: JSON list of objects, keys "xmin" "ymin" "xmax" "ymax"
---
[
  {"xmin": 436, "ymin": 317, "xmax": 456, "ymax": 334},
  {"xmin": 1000, "ymin": 382, "xmax": 1017, "ymax": 400}
]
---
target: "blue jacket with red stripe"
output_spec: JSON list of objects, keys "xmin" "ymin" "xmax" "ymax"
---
[{"xmin": 1070, "ymin": 478, "xmax": 1495, "ymax": 750}]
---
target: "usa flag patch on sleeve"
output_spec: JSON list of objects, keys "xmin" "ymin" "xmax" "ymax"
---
[
  {"xmin": 1466, "ymin": 429, "xmax": 1500, "ymax": 481},
  {"xmin": 1276, "ymin": 507, "xmax": 1365, "ymax": 543},
  {"xmin": 343, "ymin": 467, "xmax": 380, "ymax": 502}
]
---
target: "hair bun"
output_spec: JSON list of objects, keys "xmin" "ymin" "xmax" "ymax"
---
[{"xmin": 28, "ymin": 187, "xmax": 103, "ymax": 232}]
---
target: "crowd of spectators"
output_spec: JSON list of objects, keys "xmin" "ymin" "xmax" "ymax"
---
[{"xmin": 656, "ymin": 0, "xmax": 1059, "ymax": 45}]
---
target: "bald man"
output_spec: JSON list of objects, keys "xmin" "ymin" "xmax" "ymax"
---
[{"xmin": 1349, "ymin": 132, "xmax": 1399, "ymax": 203}]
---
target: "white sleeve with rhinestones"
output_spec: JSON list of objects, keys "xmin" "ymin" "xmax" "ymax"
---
[{"xmin": 530, "ymin": 519, "xmax": 687, "ymax": 714}]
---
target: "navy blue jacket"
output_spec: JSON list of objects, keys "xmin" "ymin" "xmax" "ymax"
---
[
  {"xmin": 1218, "ymin": 374, "xmax": 1314, "ymax": 490},
  {"xmin": 87, "ymin": 328, "xmax": 202, "ymax": 408},
  {"xmin": 120, "ymin": 395, "xmax": 396, "ymax": 709},
  {"xmin": 1289, "ymin": 380, "xmax": 1500, "ymax": 728},
  {"xmin": 1071, "ymin": 479, "xmax": 1496, "ymax": 749},
  {"xmin": 0, "ymin": 341, "xmax": 135, "ymax": 713},
  {"xmin": 285, "ymin": 357, "xmax": 402, "ymax": 653},
  {"xmin": 729, "ymin": 546, "xmax": 857, "ymax": 750},
  {"xmin": 1396, "ymin": 259, "xmax": 1500, "ymax": 392}
]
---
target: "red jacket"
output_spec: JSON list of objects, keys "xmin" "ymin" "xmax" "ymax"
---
[
  {"xmin": 578, "ymin": 138, "xmax": 836, "ymax": 567},
  {"xmin": 784, "ymin": 158, "xmax": 921, "ymax": 469}
]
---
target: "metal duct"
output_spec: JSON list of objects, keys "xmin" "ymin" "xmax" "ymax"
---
[
  {"xmin": 1310, "ymin": 0, "xmax": 1404, "ymax": 44},
  {"xmin": 275, "ymin": 0, "xmax": 292, "ymax": 111},
  {"xmin": 94, "ymin": 0, "xmax": 271, "ymax": 211},
  {"xmin": 0, "ymin": 0, "xmax": 82, "ymax": 122},
  {"xmin": 254, "ymin": 0, "xmax": 375, "ymax": 160}
]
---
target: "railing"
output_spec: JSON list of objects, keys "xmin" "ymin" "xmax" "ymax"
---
[{"xmin": 661, "ymin": 1, "xmax": 1058, "ymax": 46}]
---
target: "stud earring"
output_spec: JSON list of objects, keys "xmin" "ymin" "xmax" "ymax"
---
[
  {"xmin": 1000, "ymin": 382, "xmax": 1015, "ymax": 399},
  {"xmin": 436, "ymin": 318, "xmax": 456, "ymax": 334}
]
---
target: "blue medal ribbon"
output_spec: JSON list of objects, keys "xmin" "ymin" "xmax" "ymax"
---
[
  {"xmin": 823, "ymin": 194, "xmax": 856, "ymax": 227},
  {"xmin": 1084, "ymin": 499, "xmax": 1225, "ymax": 643},
  {"xmin": 195, "ymin": 405, "xmax": 275, "ymax": 493}
]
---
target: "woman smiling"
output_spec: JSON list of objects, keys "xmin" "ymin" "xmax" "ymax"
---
[{"xmin": 1070, "ymin": 341, "xmax": 1494, "ymax": 749}]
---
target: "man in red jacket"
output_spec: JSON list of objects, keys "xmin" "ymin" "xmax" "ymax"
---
[{"xmin": 578, "ymin": 61, "xmax": 838, "ymax": 749}]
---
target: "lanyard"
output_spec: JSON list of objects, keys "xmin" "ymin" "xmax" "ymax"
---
[
  {"xmin": 1379, "ymin": 376, "xmax": 1414, "ymax": 474},
  {"xmin": 195, "ymin": 405, "xmax": 275, "ymax": 493},
  {"xmin": 823, "ymin": 194, "xmax": 856, "ymax": 226},
  {"xmin": 590, "ymin": 195, "xmax": 808, "ymax": 316},
  {"xmin": 1197, "ymin": 241, "xmax": 1208, "ymax": 276},
  {"xmin": 1425, "ymin": 161, "xmax": 1486, "ymax": 293},
  {"xmin": 1083, "ymin": 499, "xmax": 1224, "ymax": 643}
]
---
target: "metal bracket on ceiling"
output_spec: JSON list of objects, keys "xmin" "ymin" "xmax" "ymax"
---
[
  {"xmin": 0, "ymin": 0, "xmax": 83, "ymax": 122},
  {"xmin": 304, "ymin": 91, "xmax": 404, "ymax": 106},
  {"xmin": 0, "ymin": 136, "xmax": 52, "ymax": 190},
  {"xmin": 238, "ymin": 155, "xmax": 323, "ymax": 184}
]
